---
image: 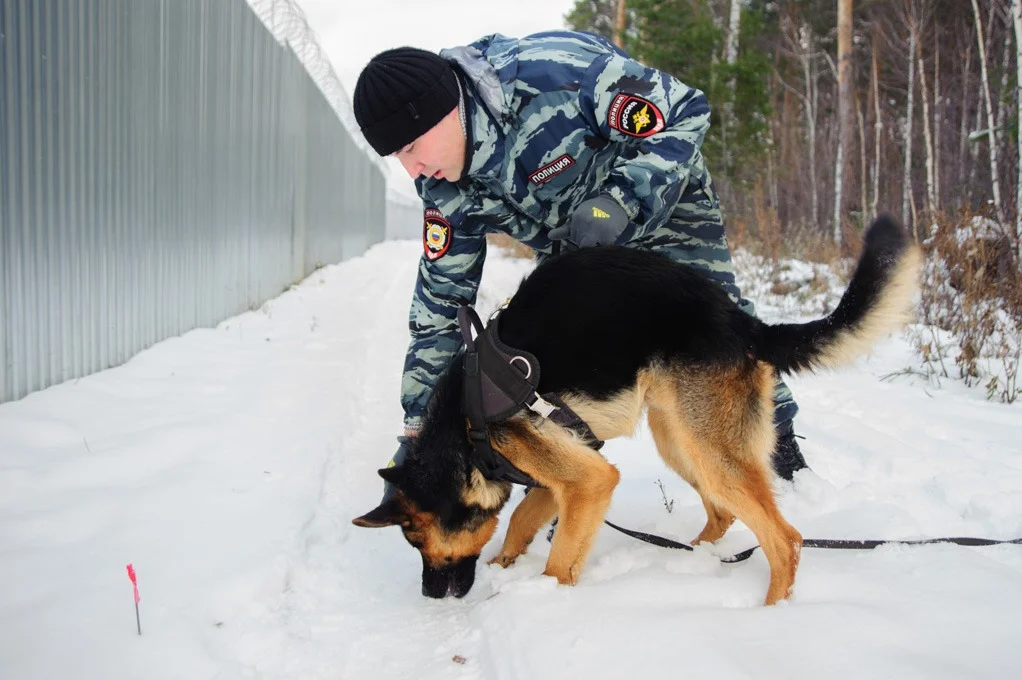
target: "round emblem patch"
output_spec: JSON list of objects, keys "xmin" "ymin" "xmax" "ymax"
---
[
  {"xmin": 423, "ymin": 208, "xmax": 452, "ymax": 261},
  {"xmin": 608, "ymin": 93, "xmax": 665, "ymax": 138}
]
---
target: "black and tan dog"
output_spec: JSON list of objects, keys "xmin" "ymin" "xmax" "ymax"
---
[{"xmin": 354, "ymin": 215, "xmax": 921, "ymax": 605}]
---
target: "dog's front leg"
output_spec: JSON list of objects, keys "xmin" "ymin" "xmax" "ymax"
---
[
  {"xmin": 489, "ymin": 487, "xmax": 558, "ymax": 568},
  {"xmin": 544, "ymin": 460, "xmax": 620, "ymax": 585}
]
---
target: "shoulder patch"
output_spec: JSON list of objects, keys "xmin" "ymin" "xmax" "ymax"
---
[
  {"xmin": 529, "ymin": 154, "xmax": 575, "ymax": 185},
  {"xmin": 608, "ymin": 93, "xmax": 665, "ymax": 138},
  {"xmin": 423, "ymin": 208, "xmax": 452, "ymax": 261}
]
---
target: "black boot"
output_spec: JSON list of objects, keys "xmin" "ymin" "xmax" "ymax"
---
[{"xmin": 772, "ymin": 432, "xmax": 808, "ymax": 480}]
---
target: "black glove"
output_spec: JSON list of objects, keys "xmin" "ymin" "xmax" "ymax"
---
[
  {"xmin": 380, "ymin": 435, "xmax": 413, "ymax": 503},
  {"xmin": 548, "ymin": 196, "xmax": 629, "ymax": 249}
]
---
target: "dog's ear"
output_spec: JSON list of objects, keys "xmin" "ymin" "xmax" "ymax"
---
[
  {"xmin": 352, "ymin": 498, "xmax": 406, "ymax": 528},
  {"xmin": 378, "ymin": 465, "xmax": 404, "ymax": 485}
]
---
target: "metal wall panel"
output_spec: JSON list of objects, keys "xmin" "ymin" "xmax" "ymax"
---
[{"xmin": 0, "ymin": 0, "xmax": 386, "ymax": 402}]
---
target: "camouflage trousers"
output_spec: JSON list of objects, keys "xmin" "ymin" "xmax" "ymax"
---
[{"xmin": 625, "ymin": 182, "xmax": 799, "ymax": 435}]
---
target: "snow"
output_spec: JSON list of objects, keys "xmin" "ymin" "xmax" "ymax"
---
[
  {"xmin": 2, "ymin": 241, "xmax": 1021, "ymax": 679},
  {"xmin": 4, "ymin": 3, "xmax": 1022, "ymax": 677}
]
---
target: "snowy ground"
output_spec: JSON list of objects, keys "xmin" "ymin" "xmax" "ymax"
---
[{"xmin": 2, "ymin": 242, "xmax": 1022, "ymax": 680}]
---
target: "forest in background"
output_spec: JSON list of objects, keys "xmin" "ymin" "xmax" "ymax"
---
[{"xmin": 563, "ymin": 0, "xmax": 1021, "ymax": 401}]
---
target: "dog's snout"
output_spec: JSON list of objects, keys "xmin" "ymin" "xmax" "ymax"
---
[{"xmin": 420, "ymin": 554, "xmax": 479, "ymax": 599}]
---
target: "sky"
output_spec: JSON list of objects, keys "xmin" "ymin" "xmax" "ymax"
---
[
  {"xmin": 1, "ymin": 241, "xmax": 1021, "ymax": 679},
  {"xmin": 293, "ymin": 0, "xmax": 579, "ymax": 198}
]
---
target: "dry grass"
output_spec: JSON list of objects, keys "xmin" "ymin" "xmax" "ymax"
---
[
  {"xmin": 486, "ymin": 233, "xmax": 534, "ymax": 260},
  {"xmin": 911, "ymin": 209, "xmax": 1022, "ymax": 403}
]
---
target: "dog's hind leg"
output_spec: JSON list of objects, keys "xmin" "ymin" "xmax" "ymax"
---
[
  {"xmin": 702, "ymin": 460, "xmax": 802, "ymax": 605},
  {"xmin": 651, "ymin": 363, "xmax": 802, "ymax": 605},
  {"xmin": 489, "ymin": 487, "xmax": 558, "ymax": 568},
  {"xmin": 648, "ymin": 406, "xmax": 735, "ymax": 545}
]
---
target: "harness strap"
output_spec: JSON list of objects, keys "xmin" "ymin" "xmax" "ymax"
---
[
  {"xmin": 459, "ymin": 306, "xmax": 542, "ymax": 487},
  {"xmin": 456, "ymin": 305, "xmax": 604, "ymax": 487},
  {"xmin": 460, "ymin": 320, "xmax": 540, "ymax": 487}
]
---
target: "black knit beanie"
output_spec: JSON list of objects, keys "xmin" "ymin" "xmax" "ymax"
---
[{"xmin": 353, "ymin": 47, "xmax": 460, "ymax": 157}]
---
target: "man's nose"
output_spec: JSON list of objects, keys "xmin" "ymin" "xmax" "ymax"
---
[{"xmin": 399, "ymin": 156, "xmax": 425, "ymax": 179}]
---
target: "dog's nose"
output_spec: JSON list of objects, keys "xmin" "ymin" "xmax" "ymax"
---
[{"xmin": 422, "ymin": 582, "xmax": 448, "ymax": 598}]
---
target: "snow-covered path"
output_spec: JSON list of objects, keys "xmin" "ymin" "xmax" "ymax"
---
[{"xmin": 2, "ymin": 242, "xmax": 1021, "ymax": 679}]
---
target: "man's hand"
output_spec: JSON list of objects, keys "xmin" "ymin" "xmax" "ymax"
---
[
  {"xmin": 548, "ymin": 196, "xmax": 629, "ymax": 249},
  {"xmin": 381, "ymin": 434, "xmax": 415, "ymax": 502}
]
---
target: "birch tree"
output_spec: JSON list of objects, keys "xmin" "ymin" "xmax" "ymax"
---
[
  {"xmin": 917, "ymin": 28, "xmax": 936, "ymax": 215},
  {"xmin": 872, "ymin": 31, "xmax": 883, "ymax": 221},
  {"xmin": 779, "ymin": 19, "xmax": 822, "ymax": 230},
  {"xmin": 615, "ymin": 0, "xmax": 627, "ymax": 48},
  {"xmin": 1012, "ymin": 0, "xmax": 1022, "ymax": 265},
  {"xmin": 836, "ymin": 0, "xmax": 854, "ymax": 243},
  {"xmin": 903, "ymin": 14, "xmax": 916, "ymax": 229},
  {"xmin": 972, "ymin": 0, "xmax": 1006, "ymax": 226},
  {"xmin": 933, "ymin": 33, "xmax": 941, "ymax": 209},
  {"xmin": 721, "ymin": 0, "xmax": 742, "ymax": 168}
]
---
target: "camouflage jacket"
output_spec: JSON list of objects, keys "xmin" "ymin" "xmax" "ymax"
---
[{"xmin": 401, "ymin": 30, "xmax": 712, "ymax": 429}]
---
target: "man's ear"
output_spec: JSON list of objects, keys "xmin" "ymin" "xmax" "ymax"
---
[
  {"xmin": 378, "ymin": 465, "xmax": 404, "ymax": 486},
  {"xmin": 352, "ymin": 498, "xmax": 406, "ymax": 528}
]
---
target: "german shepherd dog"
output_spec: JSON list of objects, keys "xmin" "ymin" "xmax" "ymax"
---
[{"xmin": 354, "ymin": 216, "xmax": 921, "ymax": 605}]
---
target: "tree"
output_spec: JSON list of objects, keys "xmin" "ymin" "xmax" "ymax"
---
[
  {"xmin": 971, "ymin": 0, "xmax": 1006, "ymax": 226},
  {"xmin": 1013, "ymin": 0, "xmax": 1022, "ymax": 266},
  {"xmin": 615, "ymin": 0, "xmax": 628, "ymax": 47},
  {"xmin": 565, "ymin": 0, "xmax": 619, "ymax": 43},
  {"xmin": 836, "ymin": 0, "xmax": 854, "ymax": 242}
]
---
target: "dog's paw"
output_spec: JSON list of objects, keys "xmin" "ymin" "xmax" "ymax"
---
[
  {"xmin": 543, "ymin": 564, "xmax": 580, "ymax": 586},
  {"xmin": 488, "ymin": 552, "xmax": 521, "ymax": 568}
]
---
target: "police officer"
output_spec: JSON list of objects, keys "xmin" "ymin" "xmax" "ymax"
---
[{"xmin": 352, "ymin": 30, "xmax": 808, "ymax": 499}]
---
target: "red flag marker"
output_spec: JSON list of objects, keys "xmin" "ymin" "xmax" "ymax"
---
[{"xmin": 126, "ymin": 563, "xmax": 141, "ymax": 635}]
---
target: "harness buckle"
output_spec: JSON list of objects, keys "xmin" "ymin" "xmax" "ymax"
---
[{"xmin": 526, "ymin": 393, "xmax": 558, "ymax": 418}]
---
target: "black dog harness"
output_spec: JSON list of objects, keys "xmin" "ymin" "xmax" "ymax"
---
[{"xmin": 457, "ymin": 305, "xmax": 603, "ymax": 487}]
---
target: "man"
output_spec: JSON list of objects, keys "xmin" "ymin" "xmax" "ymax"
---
[{"xmin": 352, "ymin": 30, "xmax": 807, "ymax": 499}]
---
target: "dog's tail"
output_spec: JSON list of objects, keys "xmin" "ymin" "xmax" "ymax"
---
[{"xmin": 755, "ymin": 215, "xmax": 922, "ymax": 375}]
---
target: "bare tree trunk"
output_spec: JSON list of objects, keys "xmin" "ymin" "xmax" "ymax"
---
[
  {"xmin": 615, "ymin": 0, "xmax": 627, "ymax": 49},
  {"xmin": 969, "ymin": 1, "xmax": 1000, "ymax": 207},
  {"xmin": 934, "ymin": 32, "xmax": 941, "ymax": 210},
  {"xmin": 837, "ymin": 0, "xmax": 854, "ymax": 242},
  {"xmin": 779, "ymin": 18, "xmax": 821, "ymax": 230},
  {"xmin": 770, "ymin": 65, "xmax": 782, "ymax": 210},
  {"xmin": 968, "ymin": 86, "xmax": 984, "ymax": 207},
  {"xmin": 917, "ymin": 31, "xmax": 936, "ymax": 216},
  {"xmin": 834, "ymin": 144, "xmax": 844, "ymax": 242},
  {"xmin": 858, "ymin": 93, "xmax": 868, "ymax": 224},
  {"xmin": 722, "ymin": 0, "xmax": 742, "ymax": 169},
  {"xmin": 804, "ymin": 25, "xmax": 820, "ymax": 230},
  {"xmin": 960, "ymin": 42, "xmax": 973, "ymax": 208},
  {"xmin": 903, "ymin": 21, "xmax": 916, "ymax": 230},
  {"xmin": 873, "ymin": 32, "xmax": 883, "ymax": 221},
  {"xmin": 1012, "ymin": 0, "xmax": 1022, "ymax": 265},
  {"xmin": 998, "ymin": 31, "xmax": 1012, "ymax": 135},
  {"xmin": 972, "ymin": 0, "xmax": 1006, "ymax": 225}
]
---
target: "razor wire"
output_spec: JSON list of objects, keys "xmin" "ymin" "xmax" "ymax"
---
[{"xmin": 246, "ymin": 0, "xmax": 388, "ymax": 175}]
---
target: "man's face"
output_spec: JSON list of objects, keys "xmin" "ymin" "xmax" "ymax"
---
[{"xmin": 394, "ymin": 108, "xmax": 466, "ymax": 182}]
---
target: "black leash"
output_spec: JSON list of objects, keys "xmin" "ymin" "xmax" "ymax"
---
[{"xmin": 548, "ymin": 519, "xmax": 1022, "ymax": 564}]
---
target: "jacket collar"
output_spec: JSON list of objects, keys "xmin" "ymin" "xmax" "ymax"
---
[{"xmin": 442, "ymin": 46, "xmax": 509, "ymax": 184}]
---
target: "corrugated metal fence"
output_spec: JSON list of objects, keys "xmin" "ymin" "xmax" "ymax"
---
[{"xmin": 0, "ymin": 0, "xmax": 386, "ymax": 403}]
